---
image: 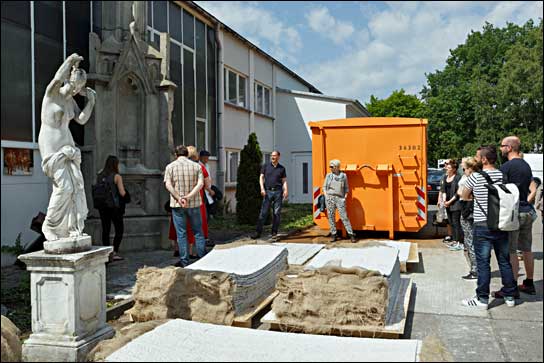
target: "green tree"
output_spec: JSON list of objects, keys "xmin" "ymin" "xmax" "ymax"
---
[
  {"xmin": 422, "ymin": 20, "xmax": 543, "ymax": 165},
  {"xmin": 236, "ymin": 133, "xmax": 263, "ymax": 225},
  {"xmin": 365, "ymin": 89, "xmax": 427, "ymax": 118}
]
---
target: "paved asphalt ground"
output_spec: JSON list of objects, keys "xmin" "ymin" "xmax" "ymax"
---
[{"xmin": 102, "ymin": 212, "xmax": 543, "ymax": 362}]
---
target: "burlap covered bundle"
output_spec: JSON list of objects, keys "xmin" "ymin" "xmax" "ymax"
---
[
  {"xmin": 272, "ymin": 266, "xmax": 389, "ymax": 334},
  {"xmin": 127, "ymin": 266, "xmax": 236, "ymax": 325}
]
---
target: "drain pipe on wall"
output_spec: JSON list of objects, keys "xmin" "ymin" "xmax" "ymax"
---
[{"xmin": 215, "ymin": 23, "xmax": 225, "ymax": 195}]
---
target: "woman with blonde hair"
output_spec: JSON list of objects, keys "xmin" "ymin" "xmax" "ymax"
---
[
  {"xmin": 457, "ymin": 156, "xmax": 481, "ymax": 280},
  {"xmin": 323, "ymin": 159, "xmax": 356, "ymax": 242}
]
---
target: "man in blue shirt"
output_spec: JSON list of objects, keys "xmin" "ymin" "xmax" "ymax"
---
[
  {"xmin": 498, "ymin": 136, "xmax": 536, "ymax": 296},
  {"xmin": 252, "ymin": 151, "xmax": 288, "ymax": 240}
]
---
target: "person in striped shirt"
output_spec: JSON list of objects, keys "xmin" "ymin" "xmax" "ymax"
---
[
  {"xmin": 164, "ymin": 145, "xmax": 204, "ymax": 267},
  {"xmin": 460, "ymin": 145, "xmax": 518, "ymax": 309}
]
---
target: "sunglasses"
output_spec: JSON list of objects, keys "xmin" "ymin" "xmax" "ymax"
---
[{"xmin": 329, "ymin": 165, "xmax": 335, "ymax": 168}]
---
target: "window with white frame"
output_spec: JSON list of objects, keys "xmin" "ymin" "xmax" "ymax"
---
[
  {"xmin": 226, "ymin": 150, "xmax": 240, "ymax": 183},
  {"xmin": 262, "ymin": 152, "xmax": 271, "ymax": 165},
  {"xmin": 254, "ymin": 83, "xmax": 272, "ymax": 116},
  {"xmin": 224, "ymin": 68, "xmax": 247, "ymax": 108}
]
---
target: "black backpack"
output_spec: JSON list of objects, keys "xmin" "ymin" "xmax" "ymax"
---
[{"xmin": 92, "ymin": 174, "xmax": 119, "ymax": 209}]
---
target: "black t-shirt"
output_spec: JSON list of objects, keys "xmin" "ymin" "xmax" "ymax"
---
[
  {"xmin": 261, "ymin": 162, "xmax": 286, "ymax": 189},
  {"xmin": 500, "ymin": 158, "xmax": 533, "ymax": 212}
]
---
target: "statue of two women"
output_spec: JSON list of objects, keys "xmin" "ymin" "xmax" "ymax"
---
[{"xmin": 38, "ymin": 53, "xmax": 96, "ymax": 242}]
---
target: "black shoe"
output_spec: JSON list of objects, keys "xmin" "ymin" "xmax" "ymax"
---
[
  {"xmin": 330, "ymin": 233, "xmax": 338, "ymax": 242},
  {"xmin": 349, "ymin": 234, "xmax": 357, "ymax": 243},
  {"xmin": 519, "ymin": 280, "xmax": 536, "ymax": 295},
  {"xmin": 173, "ymin": 250, "xmax": 180, "ymax": 257},
  {"xmin": 173, "ymin": 261, "xmax": 183, "ymax": 267},
  {"xmin": 251, "ymin": 233, "xmax": 261, "ymax": 239},
  {"xmin": 462, "ymin": 272, "xmax": 477, "ymax": 280},
  {"xmin": 189, "ymin": 254, "xmax": 199, "ymax": 260}
]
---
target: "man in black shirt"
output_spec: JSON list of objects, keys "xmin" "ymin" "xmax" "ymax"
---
[
  {"xmin": 252, "ymin": 151, "xmax": 288, "ymax": 240},
  {"xmin": 498, "ymin": 136, "xmax": 536, "ymax": 296}
]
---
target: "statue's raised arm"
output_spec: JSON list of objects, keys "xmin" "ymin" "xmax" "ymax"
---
[{"xmin": 38, "ymin": 54, "xmax": 95, "ymax": 247}]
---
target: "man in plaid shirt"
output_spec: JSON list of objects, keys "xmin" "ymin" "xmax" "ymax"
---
[{"xmin": 164, "ymin": 145, "xmax": 204, "ymax": 267}]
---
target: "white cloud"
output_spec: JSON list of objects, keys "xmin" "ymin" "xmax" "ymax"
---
[
  {"xmin": 304, "ymin": 1, "xmax": 542, "ymax": 103},
  {"xmin": 305, "ymin": 7, "xmax": 355, "ymax": 45},
  {"xmin": 196, "ymin": 1, "xmax": 302, "ymax": 63}
]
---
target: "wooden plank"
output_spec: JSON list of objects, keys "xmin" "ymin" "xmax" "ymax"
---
[
  {"xmin": 407, "ymin": 242, "xmax": 419, "ymax": 264},
  {"xmin": 232, "ymin": 291, "xmax": 279, "ymax": 328},
  {"xmin": 262, "ymin": 278, "xmax": 412, "ymax": 339}
]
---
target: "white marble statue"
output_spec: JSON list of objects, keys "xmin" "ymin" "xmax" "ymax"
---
[{"xmin": 38, "ymin": 53, "xmax": 96, "ymax": 241}]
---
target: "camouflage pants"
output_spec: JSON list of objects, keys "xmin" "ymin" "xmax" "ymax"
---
[
  {"xmin": 325, "ymin": 195, "xmax": 353, "ymax": 235},
  {"xmin": 461, "ymin": 216, "xmax": 477, "ymax": 275}
]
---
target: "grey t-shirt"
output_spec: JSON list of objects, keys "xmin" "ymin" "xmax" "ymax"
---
[{"xmin": 324, "ymin": 172, "xmax": 349, "ymax": 197}]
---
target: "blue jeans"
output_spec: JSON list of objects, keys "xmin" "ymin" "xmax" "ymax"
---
[
  {"xmin": 256, "ymin": 190, "xmax": 283, "ymax": 235},
  {"xmin": 172, "ymin": 207, "xmax": 206, "ymax": 266},
  {"xmin": 473, "ymin": 223, "xmax": 517, "ymax": 301}
]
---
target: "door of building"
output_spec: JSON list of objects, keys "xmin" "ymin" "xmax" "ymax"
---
[{"xmin": 290, "ymin": 152, "xmax": 312, "ymax": 204}]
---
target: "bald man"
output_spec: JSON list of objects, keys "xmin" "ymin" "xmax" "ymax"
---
[{"xmin": 497, "ymin": 136, "xmax": 536, "ymax": 297}]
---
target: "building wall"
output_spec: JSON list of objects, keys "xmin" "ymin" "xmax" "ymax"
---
[
  {"xmin": 1, "ymin": 146, "xmax": 49, "ymax": 249},
  {"xmin": 275, "ymin": 67, "xmax": 308, "ymax": 92},
  {"xmin": 276, "ymin": 92, "xmax": 356, "ymax": 203}
]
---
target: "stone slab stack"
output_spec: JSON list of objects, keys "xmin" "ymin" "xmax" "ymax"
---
[{"xmin": 187, "ymin": 245, "xmax": 288, "ymax": 315}]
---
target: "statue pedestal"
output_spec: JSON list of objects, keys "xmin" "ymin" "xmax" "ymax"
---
[
  {"xmin": 19, "ymin": 246, "xmax": 114, "ymax": 362},
  {"xmin": 43, "ymin": 234, "xmax": 92, "ymax": 254}
]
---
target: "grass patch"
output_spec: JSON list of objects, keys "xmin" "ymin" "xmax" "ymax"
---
[
  {"xmin": 1, "ymin": 269, "xmax": 31, "ymax": 334},
  {"xmin": 209, "ymin": 203, "xmax": 314, "ymax": 234}
]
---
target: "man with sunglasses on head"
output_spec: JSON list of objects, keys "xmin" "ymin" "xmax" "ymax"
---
[{"xmin": 498, "ymin": 136, "xmax": 536, "ymax": 296}]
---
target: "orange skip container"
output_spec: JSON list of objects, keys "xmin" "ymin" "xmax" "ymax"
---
[{"xmin": 310, "ymin": 117, "xmax": 428, "ymax": 239}]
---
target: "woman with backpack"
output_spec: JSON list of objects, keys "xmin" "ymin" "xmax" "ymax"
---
[{"xmin": 96, "ymin": 155, "xmax": 129, "ymax": 261}]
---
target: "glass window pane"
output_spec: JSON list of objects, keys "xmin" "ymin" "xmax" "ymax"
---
[
  {"xmin": 170, "ymin": 42, "xmax": 183, "ymax": 146},
  {"xmin": 147, "ymin": 1, "xmax": 152, "ymax": 27},
  {"xmin": 238, "ymin": 76, "xmax": 245, "ymax": 108},
  {"xmin": 168, "ymin": 1, "xmax": 181, "ymax": 41},
  {"xmin": 195, "ymin": 19, "xmax": 206, "ymax": 118},
  {"xmin": 303, "ymin": 163, "xmax": 308, "ymax": 194},
  {"xmin": 228, "ymin": 71, "xmax": 237, "ymax": 104},
  {"xmin": 1, "ymin": 1, "xmax": 30, "ymax": 28},
  {"xmin": 264, "ymin": 87, "xmax": 270, "ymax": 115},
  {"xmin": 196, "ymin": 121, "xmax": 206, "ymax": 151},
  {"xmin": 66, "ymin": 1, "xmax": 91, "ymax": 71},
  {"xmin": 92, "ymin": 0, "xmax": 102, "ymax": 35},
  {"xmin": 182, "ymin": 9, "xmax": 194, "ymax": 48},
  {"xmin": 35, "ymin": 1, "xmax": 62, "ymax": 40},
  {"xmin": 153, "ymin": 1, "xmax": 167, "ymax": 32},
  {"xmin": 230, "ymin": 152, "xmax": 238, "ymax": 182},
  {"xmin": 207, "ymin": 26, "xmax": 216, "ymax": 156},
  {"xmin": 34, "ymin": 33, "xmax": 63, "ymax": 141},
  {"xmin": 256, "ymin": 85, "xmax": 263, "ymax": 113},
  {"xmin": 183, "ymin": 49, "xmax": 195, "ymax": 146},
  {"xmin": 223, "ymin": 67, "xmax": 227, "ymax": 101},
  {"xmin": 1, "ymin": 21, "xmax": 32, "ymax": 141}
]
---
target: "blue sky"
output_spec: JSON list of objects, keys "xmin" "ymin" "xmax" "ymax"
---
[{"xmin": 196, "ymin": 1, "xmax": 543, "ymax": 104}]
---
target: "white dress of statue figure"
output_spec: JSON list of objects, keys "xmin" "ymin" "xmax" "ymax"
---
[{"xmin": 38, "ymin": 53, "xmax": 96, "ymax": 241}]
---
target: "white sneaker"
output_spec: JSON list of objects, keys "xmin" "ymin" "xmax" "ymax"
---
[
  {"xmin": 462, "ymin": 296, "xmax": 488, "ymax": 309},
  {"xmin": 504, "ymin": 296, "xmax": 515, "ymax": 307}
]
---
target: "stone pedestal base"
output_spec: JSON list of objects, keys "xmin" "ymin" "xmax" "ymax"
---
[
  {"xmin": 23, "ymin": 325, "xmax": 114, "ymax": 362},
  {"xmin": 44, "ymin": 234, "xmax": 92, "ymax": 254},
  {"xmin": 19, "ymin": 246, "xmax": 114, "ymax": 362}
]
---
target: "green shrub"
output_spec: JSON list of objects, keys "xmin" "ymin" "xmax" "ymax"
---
[{"xmin": 236, "ymin": 133, "xmax": 263, "ymax": 225}]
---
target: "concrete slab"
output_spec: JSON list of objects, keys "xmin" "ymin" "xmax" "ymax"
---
[
  {"xmin": 272, "ymin": 243, "xmax": 325, "ymax": 265},
  {"xmin": 491, "ymin": 319, "xmax": 544, "ymax": 362},
  {"xmin": 405, "ymin": 247, "xmax": 487, "ymax": 318},
  {"xmin": 405, "ymin": 312, "xmax": 505, "ymax": 361},
  {"xmin": 106, "ymin": 319, "xmax": 422, "ymax": 362}
]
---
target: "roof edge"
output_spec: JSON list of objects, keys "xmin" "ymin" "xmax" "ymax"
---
[{"xmin": 277, "ymin": 87, "xmax": 371, "ymax": 116}]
